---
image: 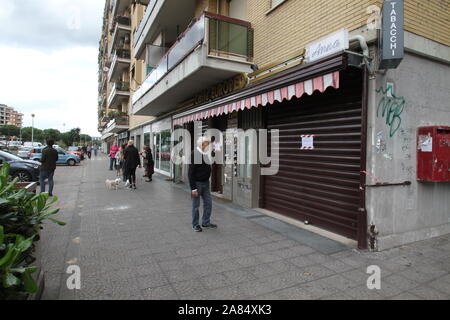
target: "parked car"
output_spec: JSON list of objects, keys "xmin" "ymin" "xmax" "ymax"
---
[
  {"xmin": 0, "ymin": 150, "xmax": 41, "ymax": 182},
  {"xmin": 29, "ymin": 146, "xmax": 81, "ymax": 166},
  {"xmin": 67, "ymin": 146, "xmax": 85, "ymax": 160},
  {"xmin": 23, "ymin": 142, "xmax": 43, "ymax": 148},
  {"xmin": 17, "ymin": 146, "xmax": 32, "ymax": 159}
]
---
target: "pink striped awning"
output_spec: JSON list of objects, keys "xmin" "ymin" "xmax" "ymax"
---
[{"xmin": 173, "ymin": 71, "xmax": 340, "ymax": 126}]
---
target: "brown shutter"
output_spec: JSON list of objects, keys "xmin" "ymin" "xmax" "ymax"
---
[{"xmin": 263, "ymin": 69, "xmax": 363, "ymax": 240}]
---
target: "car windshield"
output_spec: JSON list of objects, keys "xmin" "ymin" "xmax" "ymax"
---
[
  {"xmin": 0, "ymin": 151, "xmax": 23, "ymax": 161},
  {"xmin": 68, "ymin": 147, "xmax": 79, "ymax": 151}
]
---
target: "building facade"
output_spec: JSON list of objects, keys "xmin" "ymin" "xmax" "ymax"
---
[
  {"xmin": 110, "ymin": 0, "xmax": 450, "ymax": 250},
  {"xmin": 0, "ymin": 104, "xmax": 24, "ymax": 127},
  {"xmin": 98, "ymin": 0, "xmax": 154, "ymax": 154}
]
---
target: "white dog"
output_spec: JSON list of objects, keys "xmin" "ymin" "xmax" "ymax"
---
[{"xmin": 105, "ymin": 178, "xmax": 122, "ymax": 190}]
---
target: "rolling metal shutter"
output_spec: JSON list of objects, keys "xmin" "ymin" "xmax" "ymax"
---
[{"xmin": 263, "ymin": 69, "xmax": 363, "ymax": 240}]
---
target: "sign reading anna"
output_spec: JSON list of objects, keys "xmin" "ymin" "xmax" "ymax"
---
[
  {"xmin": 379, "ymin": 0, "xmax": 404, "ymax": 69},
  {"xmin": 306, "ymin": 29, "xmax": 349, "ymax": 62}
]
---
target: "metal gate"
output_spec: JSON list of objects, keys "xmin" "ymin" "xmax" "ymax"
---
[{"xmin": 263, "ymin": 69, "xmax": 363, "ymax": 240}]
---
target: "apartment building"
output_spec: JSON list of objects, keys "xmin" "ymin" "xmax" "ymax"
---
[
  {"xmin": 122, "ymin": 0, "xmax": 450, "ymax": 250},
  {"xmin": 0, "ymin": 104, "xmax": 24, "ymax": 127},
  {"xmin": 98, "ymin": 0, "xmax": 154, "ymax": 153}
]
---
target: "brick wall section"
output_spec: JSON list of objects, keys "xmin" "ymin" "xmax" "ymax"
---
[
  {"xmin": 248, "ymin": 0, "xmax": 449, "ymax": 67},
  {"xmin": 404, "ymin": 0, "xmax": 449, "ymax": 46}
]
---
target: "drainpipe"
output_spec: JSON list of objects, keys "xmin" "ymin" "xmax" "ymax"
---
[{"xmin": 349, "ymin": 35, "xmax": 375, "ymax": 74}]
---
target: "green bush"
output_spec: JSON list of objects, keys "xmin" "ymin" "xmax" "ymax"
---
[{"xmin": 0, "ymin": 162, "xmax": 65, "ymax": 300}]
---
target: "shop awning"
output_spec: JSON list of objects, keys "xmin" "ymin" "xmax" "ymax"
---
[{"xmin": 173, "ymin": 71, "xmax": 339, "ymax": 126}]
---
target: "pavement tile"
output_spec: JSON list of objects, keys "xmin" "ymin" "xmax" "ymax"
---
[
  {"xmin": 383, "ymin": 274, "xmax": 420, "ymax": 291},
  {"xmin": 138, "ymin": 272, "xmax": 169, "ymax": 289},
  {"xmin": 316, "ymin": 274, "xmax": 360, "ymax": 291},
  {"xmin": 222, "ymin": 269, "xmax": 258, "ymax": 284},
  {"xmin": 288, "ymin": 255, "xmax": 317, "ymax": 268},
  {"xmin": 210, "ymin": 285, "xmax": 246, "ymax": 300},
  {"xmin": 141, "ymin": 285, "xmax": 179, "ymax": 300},
  {"xmin": 428, "ymin": 275, "xmax": 450, "ymax": 295},
  {"xmin": 295, "ymin": 280, "xmax": 341, "ymax": 299},
  {"xmin": 408, "ymin": 285, "xmax": 450, "ymax": 300},
  {"xmin": 200, "ymin": 273, "xmax": 232, "ymax": 290},
  {"xmin": 170, "ymin": 279, "xmax": 208, "ymax": 298},
  {"xmin": 275, "ymin": 285, "xmax": 316, "ymax": 300},
  {"xmin": 345, "ymin": 285, "xmax": 385, "ymax": 300},
  {"xmin": 400, "ymin": 263, "xmax": 448, "ymax": 283},
  {"xmin": 321, "ymin": 259, "xmax": 355, "ymax": 273},
  {"xmin": 390, "ymin": 292, "xmax": 422, "ymax": 300}
]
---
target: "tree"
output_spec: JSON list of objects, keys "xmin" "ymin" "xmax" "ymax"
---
[
  {"xmin": 20, "ymin": 127, "xmax": 43, "ymax": 143},
  {"xmin": 42, "ymin": 129, "xmax": 61, "ymax": 143},
  {"xmin": 0, "ymin": 125, "xmax": 20, "ymax": 139},
  {"xmin": 80, "ymin": 134, "xmax": 92, "ymax": 144},
  {"xmin": 60, "ymin": 128, "xmax": 81, "ymax": 147}
]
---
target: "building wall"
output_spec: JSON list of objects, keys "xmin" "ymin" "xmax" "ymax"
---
[
  {"xmin": 129, "ymin": 2, "xmax": 154, "ymax": 130},
  {"xmin": 247, "ymin": 0, "xmax": 449, "ymax": 67},
  {"xmin": 366, "ymin": 51, "xmax": 450, "ymax": 250}
]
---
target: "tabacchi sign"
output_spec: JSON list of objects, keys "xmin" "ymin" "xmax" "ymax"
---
[
  {"xmin": 306, "ymin": 29, "xmax": 349, "ymax": 62},
  {"xmin": 379, "ymin": 0, "xmax": 404, "ymax": 69}
]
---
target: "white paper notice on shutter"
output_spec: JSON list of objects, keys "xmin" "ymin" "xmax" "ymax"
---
[{"xmin": 301, "ymin": 135, "xmax": 314, "ymax": 150}]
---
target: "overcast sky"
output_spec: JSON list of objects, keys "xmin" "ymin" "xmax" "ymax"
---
[{"xmin": 0, "ymin": 0, "xmax": 105, "ymax": 137}]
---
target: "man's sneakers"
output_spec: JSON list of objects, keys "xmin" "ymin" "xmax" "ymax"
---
[
  {"xmin": 193, "ymin": 224, "xmax": 218, "ymax": 232},
  {"xmin": 201, "ymin": 223, "xmax": 218, "ymax": 229}
]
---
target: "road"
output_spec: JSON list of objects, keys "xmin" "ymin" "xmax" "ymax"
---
[{"xmin": 38, "ymin": 155, "xmax": 450, "ymax": 300}]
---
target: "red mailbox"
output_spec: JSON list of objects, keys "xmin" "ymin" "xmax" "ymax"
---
[{"xmin": 417, "ymin": 126, "xmax": 450, "ymax": 182}]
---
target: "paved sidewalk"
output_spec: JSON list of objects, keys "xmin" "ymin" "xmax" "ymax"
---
[{"xmin": 39, "ymin": 156, "xmax": 450, "ymax": 300}]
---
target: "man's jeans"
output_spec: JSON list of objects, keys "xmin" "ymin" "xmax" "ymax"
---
[
  {"xmin": 192, "ymin": 181, "xmax": 212, "ymax": 227},
  {"xmin": 40, "ymin": 170, "xmax": 55, "ymax": 194}
]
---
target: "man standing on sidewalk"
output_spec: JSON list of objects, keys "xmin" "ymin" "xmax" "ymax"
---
[
  {"xmin": 39, "ymin": 139, "xmax": 58, "ymax": 197},
  {"xmin": 188, "ymin": 137, "xmax": 217, "ymax": 232}
]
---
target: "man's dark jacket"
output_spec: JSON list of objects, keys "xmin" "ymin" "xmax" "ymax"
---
[
  {"xmin": 123, "ymin": 145, "xmax": 141, "ymax": 169},
  {"xmin": 188, "ymin": 148, "xmax": 211, "ymax": 191},
  {"xmin": 40, "ymin": 146, "xmax": 58, "ymax": 172}
]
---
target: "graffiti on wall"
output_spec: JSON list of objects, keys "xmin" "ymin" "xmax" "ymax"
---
[{"xmin": 376, "ymin": 85, "xmax": 406, "ymax": 137}]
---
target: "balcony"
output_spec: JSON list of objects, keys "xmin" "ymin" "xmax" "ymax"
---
[
  {"xmin": 104, "ymin": 116, "xmax": 130, "ymax": 134},
  {"xmin": 134, "ymin": 0, "xmax": 200, "ymax": 59},
  {"xmin": 109, "ymin": 16, "xmax": 131, "ymax": 55},
  {"xmin": 111, "ymin": 0, "xmax": 148, "ymax": 16},
  {"xmin": 133, "ymin": 12, "xmax": 254, "ymax": 117},
  {"xmin": 108, "ymin": 81, "xmax": 130, "ymax": 109},
  {"xmin": 108, "ymin": 49, "xmax": 131, "ymax": 82}
]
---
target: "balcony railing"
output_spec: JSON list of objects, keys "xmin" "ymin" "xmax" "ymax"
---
[
  {"xmin": 134, "ymin": 0, "xmax": 158, "ymax": 48},
  {"xmin": 132, "ymin": 12, "xmax": 253, "ymax": 105},
  {"xmin": 115, "ymin": 48, "xmax": 131, "ymax": 59},
  {"xmin": 112, "ymin": 81, "xmax": 130, "ymax": 92},
  {"xmin": 115, "ymin": 15, "xmax": 131, "ymax": 26}
]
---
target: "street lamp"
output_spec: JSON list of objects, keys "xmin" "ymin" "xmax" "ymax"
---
[{"xmin": 31, "ymin": 114, "xmax": 35, "ymax": 145}]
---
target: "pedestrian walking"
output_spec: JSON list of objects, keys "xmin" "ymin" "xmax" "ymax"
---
[
  {"xmin": 123, "ymin": 140, "xmax": 141, "ymax": 190},
  {"xmin": 87, "ymin": 145, "xmax": 92, "ymax": 159},
  {"xmin": 39, "ymin": 139, "xmax": 59, "ymax": 197},
  {"xmin": 81, "ymin": 145, "xmax": 87, "ymax": 159},
  {"xmin": 109, "ymin": 143, "xmax": 119, "ymax": 171},
  {"xmin": 141, "ymin": 145, "xmax": 154, "ymax": 182},
  {"xmin": 93, "ymin": 144, "xmax": 98, "ymax": 157},
  {"xmin": 188, "ymin": 137, "xmax": 217, "ymax": 232},
  {"xmin": 115, "ymin": 144, "xmax": 127, "ymax": 179}
]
